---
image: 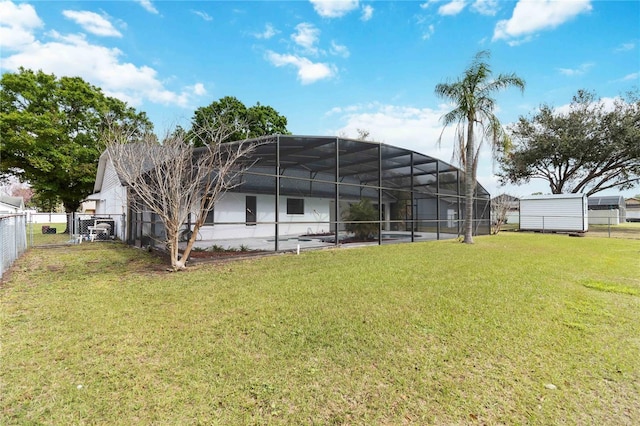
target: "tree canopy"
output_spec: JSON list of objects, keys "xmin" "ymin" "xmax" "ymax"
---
[
  {"xmin": 0, "ymin": 68, "xmax": 152, "ymax": 213},
  {"xmin": 435, "ymin": 50, "xmax": 525, "ymax": 243},
  {"xmin": 190, "ymin": 96, "xmax": 289, "ymax": 145},
  {"xmin": 498, "ymin": 90, "xmax": 640, "ymax": 196}
]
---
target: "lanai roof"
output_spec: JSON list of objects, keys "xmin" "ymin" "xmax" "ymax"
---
[{"xmin": 230, "ymin": 135, "xmax": 490, "ymax": 198}]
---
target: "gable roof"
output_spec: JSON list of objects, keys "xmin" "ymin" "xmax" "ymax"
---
[{"xmin": 0, "ymin": 196, "xmax": 25, "ymax": 209}]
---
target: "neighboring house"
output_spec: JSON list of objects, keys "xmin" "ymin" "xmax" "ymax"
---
[
  {"xmin": 588, "ymin": 195, "xmax": 626, "ymax": 225},
  {"xmin": 626, "ymin": 197, "xmax": 640, "ymax": 222},
  {"xmin": 491, "ymin": 194, "xmax": 519, "ymax": 225},
  {"xmin": 81, "ymin": 200, "xmax": 97, "ymax": 215},
  {"xmin": 92, "ymin": 135, "xmax": 492, "ymax": 250},
  {"xmin": 0, "ymin": 196, "xmax": 25, "ymax": 215}
]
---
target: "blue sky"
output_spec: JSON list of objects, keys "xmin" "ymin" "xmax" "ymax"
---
[{"xmin": 1, "ymin": 0, "xmax": 639, "ymax": 197}]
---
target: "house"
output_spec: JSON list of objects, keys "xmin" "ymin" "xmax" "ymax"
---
[
  {"xmin": 92, "ymin": 135, "xmax": 492, "ymax": 251},
  {"xmin": 626, "ymin": 197, "xmax": 640, "ymax": 222},
  {"xmin": 587, "ymin": 195, "xmax": 626, "ymax": 225},
  {"xmin": 0, "ymin": 196, "xmax": 25, "ymax": 215},
  {"xmin": 491, "ymin": 194, "xmax": 519, "ymax": 225}
]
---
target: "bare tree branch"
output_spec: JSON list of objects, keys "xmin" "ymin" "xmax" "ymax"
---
[{"xmin": 102, "ymin": 117, "xmax": 263, "ymax": 271}]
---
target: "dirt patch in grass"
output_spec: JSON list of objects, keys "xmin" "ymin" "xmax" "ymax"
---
[{"xmin": 186, "ymin": 249, "xmax": 270, "ymax": 264}]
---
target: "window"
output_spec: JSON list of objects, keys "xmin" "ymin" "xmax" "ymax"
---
[
  {"xmin": 246, "ymin": 196, "xmax": 256, "ymax": 226},
  {"xmin": 204, "ymin": 195, "xmax": 214, "ymax": 225},
  {"xmin": 287, "ymin": 198, "xmax": 304, "ymax": 215}
]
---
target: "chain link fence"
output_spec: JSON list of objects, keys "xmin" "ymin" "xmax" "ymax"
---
[
  {"xmin": 27, "ymin": 213, "xmax": 126, "ymax": 247},
  {"xmin": 1, "ymin": 214, "xmax": 27, "ymax": 280},
  {"xmin": 497, "ymin": 214, "xmax": 640, "ymax": 240}
]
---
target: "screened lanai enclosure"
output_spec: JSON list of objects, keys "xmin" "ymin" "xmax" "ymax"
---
[{"xmin": 129, "ymin": 135, "xmax": 491, "ymax": 252}]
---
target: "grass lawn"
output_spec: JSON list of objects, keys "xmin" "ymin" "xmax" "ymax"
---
[
  {"xmin": 2, "ymin": 233, "xmax": 639, "ymax": 424},
  {"xmin": 27, "ymin": 223, "xmax": 70, "ymax": 246},
  {"xmin": 588, "ymin": 222, "xmax": 640, "ymax": 239}
]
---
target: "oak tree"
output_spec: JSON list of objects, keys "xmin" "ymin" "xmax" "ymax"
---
[
  {"xmin": 499, "ymin": 90, "xmax": 640, "ymax": 195},
  {"xmin": 191, "ymin": 96, "xmax": 289, "ymax": 145},
  {"xmin": 0, "ymin": 68, "xmax": 152, "ymax": 223}
]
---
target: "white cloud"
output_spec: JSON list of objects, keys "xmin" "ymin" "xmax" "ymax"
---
[
  {"xmin": 620, "ymin": 72, "xmax": 639, "ymax": 82},
  {"xmin": 420, "ymin": 1, "xmax": 439, "ymax": 10},
  {"xmin": 493, "ymin": 0, "xmax": 592, "ymax": 43},
  {"xmin": 361, "ymin": 5, "xmax": 374, "ymax": 21},
  {"xmin": 310, "ymin": 0, "xmax": 360, "ymax": 18},
  {"xmin": 292, "ymin": 22, "xmax": 320, "ymax": 54},
  {"xmin": 557, "ymin": 62, "xmax": 594, "ymax": 77},
  {"xmin": 326, "ymin": 101, "xmax": 521, "ymax": 196},
  {"xmin": 328, "ymin": 102, "xmax": 457, "ymax": 159},
  {"xmin": 0, "ymin": 1, "xmax": 43, "ymax": 50},
  {"xmin": 62, "ymin": 10, "xmax": 122, "ymax": 37},
  {"xmin": 191, "ymin": 83, "xmax": 207, "ymax": 96},
  {"xmin": 471, "ymin": 0, "xmax": 499, "ymax": 16},
  {"xmin": 422, "ymin": 24, "xmax": 436, "ymax": 40},
  {"xmin": 135, "ymin": 0, "xmax": 159, "ymax": 15},
  {"xmin": 192, "ymin": 10, "xmax": 213, "ymax": 21},
  {"xmin": 2, "ymin": 30, "xmax": 196, "ymax": 108},
  {"xmin": 439, "ymin": 0, "xmax": 467, "ymax": 16},
  {"xmin": 266, "ymin": 51, "xmax": 336, "ymax": 84},
  {"xmin": 330, "ymin": 41, "xmax": 350, "ymax": 58},
  {"xmin": 254, "ymin": 23, "xmax": 278, "ymax": 39},
  {"xmin": 615, "ymin": 42, "xmax": 635, "ymax": 52}
]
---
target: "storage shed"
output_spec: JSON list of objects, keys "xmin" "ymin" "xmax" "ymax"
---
[{"xmin": 519, "ymin": 193, "xmax": 588, "ymax": 232}]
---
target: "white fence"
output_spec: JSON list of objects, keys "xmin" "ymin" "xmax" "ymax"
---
[
  {"xmin": 1, "ymin": 214, "xmax": 27, "ymax": 280},
  {"xmin": 25, "ymin": 211, "xmax": 68, "ymax": 224}
]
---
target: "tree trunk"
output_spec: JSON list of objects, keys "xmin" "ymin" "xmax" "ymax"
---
[
  {"xmin": 178, "ymin": 224, "xmax": 201, "ymax": 271},
  {"xmin": 169, "ymin": 233, "xmax": 186, "ymax": 271},
  {"xmin": 464, "ymin": 120, "xmax": 475, "ymax": 244},
  {"xmin": 63, "ymin": 201, "xmax": 81, "ymax": 234}
]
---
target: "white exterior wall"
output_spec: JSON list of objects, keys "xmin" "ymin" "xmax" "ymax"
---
[
  {"xmin": 519, "ymin": 194, "xmax": 588, "ymax": 232},
  {"xmin": 92, "ymin": 160, "xmax": 127, "ymax": 240},
  {"xmin": 94, "ymin": 161, "xmax": 127, "ymax": 216},
  {"xmin": 588, "ymin": 209, "xmax": 620, "ymax": 225},
  {"xmin": 197, "ymin": 193, "xmax": 333, "ymax": 239},
  {"xmin": 506, "ymin": 211, "xmax": 519, "ymax": 225}
]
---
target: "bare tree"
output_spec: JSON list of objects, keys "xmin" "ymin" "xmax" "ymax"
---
[
  {"xmin": 491, "ymin": 194, "xmax": 517, "ymax": 235},
  {"xmin": 103, "ymin": 119, "xmax": 261, "ymax": 271},
  {"xmin": 356, "ymin": 128, "xmax": 371, "ymax": 141}
]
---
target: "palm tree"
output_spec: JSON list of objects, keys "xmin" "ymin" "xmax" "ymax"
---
[{"xmin": 435, "ymin": 50, "xmax": 525, "ymax": 243}]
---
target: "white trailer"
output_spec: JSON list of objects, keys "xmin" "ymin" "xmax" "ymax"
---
[{"xmin": 519, "ymin": 193, "xmax": 588, "ymax": 232}]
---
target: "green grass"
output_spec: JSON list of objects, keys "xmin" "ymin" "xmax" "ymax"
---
[
  {"xmin": 588, "ymin": 221, "xmax": 640, "ymax": 239},
  {"xmin": 27, "ymin": 223, "xmax": 70, "ymax": 246},
  {"xmin": 2, "ymin": 234, "xmax": 639, "ymax": 424}
]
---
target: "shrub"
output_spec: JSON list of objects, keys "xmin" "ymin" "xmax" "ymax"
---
[{"xmin": 343, "ymin": 199, "xmax": 379, "ymax": 240}]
